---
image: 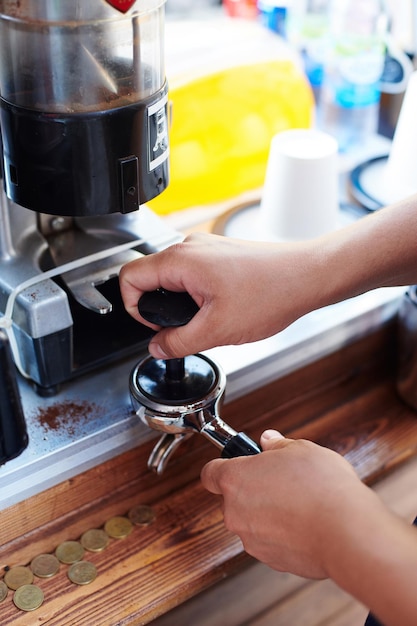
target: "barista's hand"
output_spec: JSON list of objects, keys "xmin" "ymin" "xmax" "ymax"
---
[
  {"xmin": 201, "ymin": 430, "xmax": 417, "ymax": 626},
  {"xmin": 119, "ymin": 232, "xmax": 315, "ymax": 359},
  {"xmin": 201, "ymin": 429, "xmax": 368, "ymax": 579},
  {"xmin": 120, "ymin": 196, "xmax": 417, "ymax": 359}
]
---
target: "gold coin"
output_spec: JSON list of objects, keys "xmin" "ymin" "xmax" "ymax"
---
[
  {"xmin": 128, "ymin": 504, "xmax": 156, "ymax": 527},
  {"xmin": 30, "ymin": 553, "xmax": 60, "ymax": 578},
  {"xmin": 104, "ymin": 516, "xmax": 133, "ymax": 539},
  {"xmin": 13, "ymin": 584, "xmax": 44, "ymax": 611},
  {"xmin": 55, "ymin": 540, "xmax": 85, "ymax": 564},
  {"xmin": 67, "ymin": 561, "xmax": 97, "ymax": 586},
  {"xmin": 4, "ymin": 566, "xmax": 34, "ymax": 590},
  {"xmin": 0, "ymin": 580, "xmax": 8, "ymax": 602},
  {"xmin": 80, "ymin": 529, "xmax": 109, "ymax": 553}
]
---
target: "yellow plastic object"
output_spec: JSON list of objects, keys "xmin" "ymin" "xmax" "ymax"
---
[{"xmin": 148, "ymin": 25, "xmax": 314, "ymax": 215}]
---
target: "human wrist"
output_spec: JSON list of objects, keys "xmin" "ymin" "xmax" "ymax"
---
[
  {"xmin": 283, "ymin": 238, "xmax": 342, "ymax": 317},
  {"xmin": 306, "ymin": 227, "xmax": 373, "ymax": 311},
  {"xmin": 322, "ymin": 485, "xmax": 385, "ymax": 581},
  {"xmin": 321, "ymin": 487, "xmax": 415, "ymax": 623}
]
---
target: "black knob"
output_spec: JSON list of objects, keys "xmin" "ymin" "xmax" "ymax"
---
[
  {"xmin": 138, "ymin": 288, "xmax": 199, "ymax": 328},
  {"xmin": 138, "ymin": 289, "xmax": 199, "ymax": 383}
]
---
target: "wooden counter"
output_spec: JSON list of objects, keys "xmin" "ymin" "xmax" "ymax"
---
[{"xmin": 2, "ymin": 320, "xmax": 417, "ymax": 625}]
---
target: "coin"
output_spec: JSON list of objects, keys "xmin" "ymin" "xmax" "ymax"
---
[
  {"xmin": 4, "ymin": 566, "xmax": 34, "ymax": 590},
  {"xmin": 13, "ymin": 584, "xmax": 44, "ymax": 611},
  {"xmin": 55, "ymin": 540, "xmax": 85, "ymax": 564},
  {"xmin": 30, "ymin": 553, "xmax": 60, "ymax": 578},
  {"xmin": 128, "ymin": 504, "xmax": 156, "ymax": 527},
  {"xmin": 104, "ymin": 516, "xmax": 133, "ymax": 539},
  {"xmin": 0, "ymin": 580, "xmax": 8, "ymax": 602},
  {"xmin": 80, "ymin": 529, "xmax": 109, "ymax": 553},
  {"xmin": 68, "ymin": 561, "xmax": 97, "ymax": 586}
]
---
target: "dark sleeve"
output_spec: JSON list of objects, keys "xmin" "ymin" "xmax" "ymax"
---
[{"xmin": 364, "ymin": 614, "xmax": 384, "ymax": 626}]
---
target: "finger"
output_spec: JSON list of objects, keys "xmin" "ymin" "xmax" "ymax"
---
[
  {"xmin": 121, "ymin": 284, "xmax": 161, "ymax": 330},
  {"xmin": 119, "ymin": 259, "xmax": 163, "ymax": 324},
  {"xmin": 200, "ymin": 458, "xmax": 228, "ymax": 495},
  {"xmin": 148, "ymin": 327, "xmax": 205, "ymax": 360},
  {"xmin": 260, "ymin": 429, "xmax": 293, "ymax": 451},
  {"xmin": 147, "ymin": 305, "xmax": 222, "ymax": 359}
]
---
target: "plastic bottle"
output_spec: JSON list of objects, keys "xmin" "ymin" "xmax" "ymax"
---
[
  {"xmin": 287, "ymin": 0, "xmax": 331, "ymax": 101},
  {"xmin": 257, "ymin": 1, "xmax": 290, "ymax": 37},
  {"xmin": 319, "ymin": 0, "xmax": 388, "ymax": 152}
]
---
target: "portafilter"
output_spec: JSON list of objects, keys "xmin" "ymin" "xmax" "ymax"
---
[{"xmin": 129, "ymin": 289, "xmax": 261, "ymax": 474}]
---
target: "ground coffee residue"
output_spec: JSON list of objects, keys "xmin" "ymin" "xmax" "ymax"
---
[{"xmin": 35, "ymin": 400, "xmax": 104, "ymax": 435}]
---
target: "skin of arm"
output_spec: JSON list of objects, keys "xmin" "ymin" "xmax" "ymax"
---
[
  {"xmin": 119, "ymin": 193, "xmax": 417, "ymax": 359},
  {"xmin": 201, "ymin": 430, "xmax": 417, "ymax": 626}
]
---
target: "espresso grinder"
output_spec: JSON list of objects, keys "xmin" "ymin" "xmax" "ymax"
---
[
  {"xmin": 0, "ymin": 0, "xmax": 175, "ymax": 462},
  {"xmin": 0, "ymin": 0, "xmax": 259, "ymax": 483}
]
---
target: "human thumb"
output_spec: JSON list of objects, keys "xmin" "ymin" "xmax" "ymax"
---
[
  {"xmin": 260, "ymin": 429, "xmax": 287, "ymax": 451},
  {"xmin": 148, "ymin": 322, "xmax": 204, "ymax": 360},
  {"xmin": 148, "ymin": 327, "xmax": 189, "ymax": 360},
  {"xmin": 200, "ymin": 458, "xmax": 227, "ymax": 495}
]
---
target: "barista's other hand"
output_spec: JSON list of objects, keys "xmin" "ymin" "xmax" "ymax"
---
[
  {"xmin": 119, "ymin": 232, "xmax": 313, "ymax": 359},
  {"xmin": 200, "ymin": 429, "xmax": 380, "ymax": 580}
]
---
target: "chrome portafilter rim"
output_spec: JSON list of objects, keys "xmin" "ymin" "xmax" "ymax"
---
[
  {"xmin": 129, "ymin": 345, "xmax": 261, "ymax": 472},
  {"xmin": 129, "ymin": 352, "xmax": 226, "ymax": 417}
]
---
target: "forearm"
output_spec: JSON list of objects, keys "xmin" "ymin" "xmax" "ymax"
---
[
  {"xmin": 324, "ymin": 487, "xmax": 417, "ymax": 626},
  {"xmin": 252, "ymin": 194, "xmax": 417, "ymax": 337},
  {"xmin": 309, "ymin": 194, "xmax": 417, "ymax": 312}
]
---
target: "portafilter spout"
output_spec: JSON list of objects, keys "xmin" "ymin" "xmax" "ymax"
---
[{"xmin": 129, "ymin": 289, "xmax": 260, "ymax": 474}]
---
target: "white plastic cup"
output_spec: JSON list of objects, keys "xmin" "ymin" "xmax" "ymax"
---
[
  {"xmin": 384, "ymin": 71, "xmax": 417, "ymax": 199},
  {"xmin": 260, "ymin": 128, "xmax": 339, "ymax": 240}
]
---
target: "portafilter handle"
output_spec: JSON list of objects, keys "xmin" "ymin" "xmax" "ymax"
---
[{"xmin": 135, "ymin": 289, "xmax": 261, "ymax": 471}]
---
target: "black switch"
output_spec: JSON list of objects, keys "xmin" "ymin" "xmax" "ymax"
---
[{"xmin": 119, "ymin": 155, "xmax": 140, "ymax": 213}]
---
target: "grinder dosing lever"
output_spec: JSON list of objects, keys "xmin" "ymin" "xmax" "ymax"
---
[{"xmin": 129, "ymin": 288, "xmax": 261, "ymax": 474}]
